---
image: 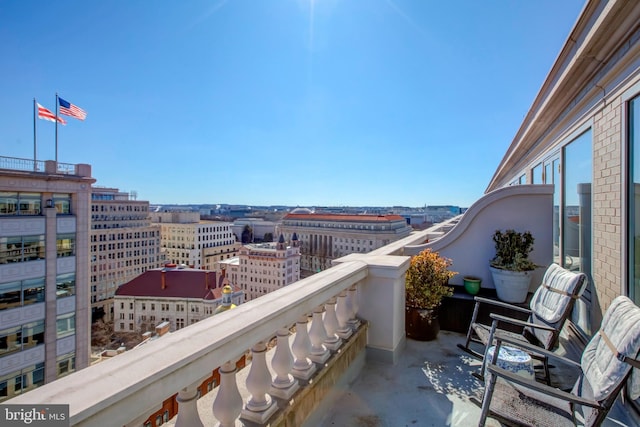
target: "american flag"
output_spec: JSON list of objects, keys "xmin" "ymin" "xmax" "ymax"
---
[
  {"xmin": 58, "ymin": 97, "xmax": 87, "ymax": 120},
  {"xmin": 37, "ymin": 103, "xmax": 66, "ymax": 125}
]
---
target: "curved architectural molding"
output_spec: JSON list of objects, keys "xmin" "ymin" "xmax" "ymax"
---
[{"xmin": 406, "ymin": 185, "xmax": 554, "ymax": 290}]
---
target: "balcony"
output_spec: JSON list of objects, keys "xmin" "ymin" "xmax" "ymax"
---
[{"xmin": 4, "ymin": 185, "xmax": 638, "ymax": 426}]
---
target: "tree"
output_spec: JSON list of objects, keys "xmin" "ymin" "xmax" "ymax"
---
[
  {"xmin": 241, "ymin": 225, "xmax": 253, "ymax": 244},
  {"xmin": 263, "ymin": 232, "xmax": 273, "ymax": 242}
]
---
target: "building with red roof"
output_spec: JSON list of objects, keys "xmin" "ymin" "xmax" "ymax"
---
[{"xmin": 113, "ymin": 264, "xmax": 243, "ymax": 333}]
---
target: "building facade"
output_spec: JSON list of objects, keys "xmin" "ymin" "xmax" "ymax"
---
[
  {"xmin": 277, "ymin": 213, "xmax": 412, "ymax": 276},
  {"xmin": 0, "ymin": 159, "xmax": 94, "ymax": 402},
  {"xmin": 236, "ymin": 235, "xmax": 301, "ymax": 301},
  {"xmin": 113, "ymin": 265, "xmax": 243, "ymax": 333},
  {"xmin": 90, "ymin": 187, "xmax": 163, "ymax": 322},
  {"xmin": 486, "ymin": 0, "xmax": 640, "ymax": 349},
  {"xmin": 150, "ymin": 212, "xmax": 237, "ymax": 269}
]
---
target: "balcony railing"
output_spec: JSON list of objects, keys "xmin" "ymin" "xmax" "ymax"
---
[
  {"xmin": 4, "ymin": 184, "xmax": 555, "ymax": 426},
  {"xmin": 0, "ymin": 156, "xmax": 91, "ymax": 177}
]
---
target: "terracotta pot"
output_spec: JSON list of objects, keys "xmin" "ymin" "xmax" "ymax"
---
[{"xmin": 405, "ymin": 306, "xmax": 440, "ymax": 341}]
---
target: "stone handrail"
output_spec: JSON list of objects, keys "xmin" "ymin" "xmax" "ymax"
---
[{"xmin": 7, "ymin": 260, "xmax": 372, "ymax": 426}]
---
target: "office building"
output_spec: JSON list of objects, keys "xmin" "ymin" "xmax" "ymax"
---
[
  {"xmin": 90, "ymin": 187, "xmax": 163, "ymax": 322},
  {"xmin": 0, "ymin": 159, "xmax": 94, "ymax": 401}
]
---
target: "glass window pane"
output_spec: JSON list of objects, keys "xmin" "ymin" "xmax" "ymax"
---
[
  {"xmin": 532, "ymin": 163, "xmax": 543, "ymax": 184},
  {"xmin": 0, "ymin": 282, "xmax": 21, "ymax": 310},
  {"xmin": 0, "ymin": 325, "xmax": 22, "ymax": 357},
  {"xmin": 630, "ymin": 96, "xmax": 640, "ymax": 305},
  {"xmin": 56, "ymin": 234, "xmax": 75, "ymax": 258},
  {"xmin": 53, "ymin": 193, "xmax": 71, "ymax": 214},
  {"xmin": 22, "ymin": 278, "xmax": 45, "ymax": 305},
  {"xmin": 18, "ymin": 193, "xmax": 41, "ymax": 215},
  {"xmin": 56, "ymin": 273, "xmax": 76, "ymax": 298},
  {"xmin": 0, "ymin": 192, "xmax": 18, "ymax": 215}
]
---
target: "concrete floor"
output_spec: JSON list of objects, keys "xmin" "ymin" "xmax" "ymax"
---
[
  {"xmin": 309, "ymin": 331, "xmax": 499, "ymax": 427},
  {"xmin": 309, "ymin": 331, "xmax": 637, "ymax": 427},
  {"xmin": 167, "ymin": 330, "xmax": 637, "ymax": 427}
]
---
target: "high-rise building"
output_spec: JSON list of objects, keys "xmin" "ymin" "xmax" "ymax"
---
[
  {"xmin": 90, "ymin": 187, "xmax": 164, "ymax": 322},
  {"xmin": 277, "ymin": 212, "xmax": 412, "ymax": 276},
  {"xmin": 0, "ymin": 159, "xmax": 94, "ymax": 402},
  {"xmin": 236, "ymin": 234, "xmax": 301, "ymax": 301},
  {"xmin": 150, "ymin": 212, "xmax": 237, "ymax": 269}
]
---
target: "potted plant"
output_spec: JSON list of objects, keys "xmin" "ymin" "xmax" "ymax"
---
[
  {"xmin": 405, "ymin": 248, "xmax": 456, "ymax": 341},
  {"xmin": 489, "ymin": 229, "xmax": 537, "ymax": 303}
]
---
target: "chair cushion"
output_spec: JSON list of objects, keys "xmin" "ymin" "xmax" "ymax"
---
[
  {"xmin": 529, "ymin": 263, "xmax": 586, "ymax": 324},
  {"xmin": 581, "ymin": 296, "xmax": 640, "ymax": 401}
]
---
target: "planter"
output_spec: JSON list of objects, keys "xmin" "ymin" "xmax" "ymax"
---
[
  {"xmin": 463, "ymin": 276, "xmax": 482, "ymax": 295},
  {"xmin": 489, "ymin": 266, "xmax": 532, "ymax": 303},
  {"xmin": 405, "ymin": 306, "xmax": 440, "ymax": 341}
]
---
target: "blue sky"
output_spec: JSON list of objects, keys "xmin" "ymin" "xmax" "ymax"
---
[{"xmin": 1, "ymin": 0, "xmax": 585, "ymax": 207}]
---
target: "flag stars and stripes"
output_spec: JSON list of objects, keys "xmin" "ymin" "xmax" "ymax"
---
[{"xmin": 58, "ymin": 97, "xmax": 87, "ymax": 120}]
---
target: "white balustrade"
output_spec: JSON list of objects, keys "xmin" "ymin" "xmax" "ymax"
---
[
  {"xmin": 309, "ymin": 306, "xmax": 330, "ymax": 364},
  {"xmin": 336, "ymin": 291, "xmax": 353, "ymax": 339},
  {"xmin": 270, "ymin": 328, "xmax": 299, "ymax": 399},
  {"xmin": 212, "ymin": 360, "xmax": 243, "ymax": 427},
  {"xmin": 175, "ymin": 384, "xmax": 204, "ymax": 427},
  {"xmin": 323, "ymin": 297, "xmax": 342, "ymax": 351},
  {"xmin": 291, "ymin": 315, "xmax": 317, "ymax": 380},
  {"xmin": 241, "ymin": 342, "xmax": 277, "ymax": 423}
]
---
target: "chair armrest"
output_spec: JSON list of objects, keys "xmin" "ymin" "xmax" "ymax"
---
[
  {"xmin": 473, "ymin": 296, "xmax": 532, "ymax": 314},
  {"xmin": 492, "ymin": 332, "xmax": 582, "ymax": 369},
  {"xmin": 486, "ymin": 364, "xmax": 601, "ymax": 409},
  {"xmin": 489, "ymin": 313, "xmax": 556, "ymax": 332}
]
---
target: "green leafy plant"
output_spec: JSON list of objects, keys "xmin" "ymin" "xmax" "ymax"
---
[
  {"xmin": 490, "ymin": 229, "xmax": 536, "ymax": 272},
  {"xmin": 405, "ymin": 248, "xmax": 456, "ymax": 309}
]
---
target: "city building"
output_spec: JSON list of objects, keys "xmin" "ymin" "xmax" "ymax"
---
[
  {"xmin": 0, "ymin": 159, "xmax": 94, "ymax": 402},
  {"xmin": 277, "ymin": 211, "xmax": 412, "ymax": 275},
  {"xmin": 236, "ymin": 234, "xmax": 301, "ymax": 301},
  {"xmin": 113, "ymin": 264, "xmax": 243, "ymax": 333},
  {"xmin": 150, "ymin": 212, "xmax": 237, "ymax": 269},
  {"xmin": 90, "ymin": 187, "xmax": 163, "ymax": 322}
]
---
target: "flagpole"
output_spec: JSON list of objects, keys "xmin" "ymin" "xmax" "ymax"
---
[
  {"xmin": 33, "ymin": 98, "xmax": 37, "ymax": 171},
  {"xmin": 55, "ymin": 93, "xmax": 59, "ymax": 163}
]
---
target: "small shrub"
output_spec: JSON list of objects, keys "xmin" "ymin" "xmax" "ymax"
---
[{"xmin": 405, "ymin": 248, "xmax": 456, "ymax": 309}]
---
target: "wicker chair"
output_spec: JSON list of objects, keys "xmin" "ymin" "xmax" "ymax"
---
[
  {"xmin": 458, "ymin": 263, "xmax": 587, "ymax": 382},
  {"xmin": 479, "ymin": 295, "xmax": 640, "ymax": 427}
]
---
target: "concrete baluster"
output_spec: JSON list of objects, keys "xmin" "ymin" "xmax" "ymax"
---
[
  {"xmin": 212, "ymin": 360, "xmax": 242, "ymax": 427},
  {"xmin": 175, "ymin": 383, "xmax": 204, "ymax": 427},
  {"xmin": 323, "ymin": 297, "xmax": 342, "ymax": 351},
  {"xmin": 241, "ymin": 341, "xmax": 277, "ymax": 424},
  {"xmin": 291, "ymin": 315, "xmax": 317, "ymax": 380},
  {"xmin": 336, "ymin": 291, "xmax": 353, "ymax": 339},
  {"xmin": 347, "ymin": 284, "xmax": 361, "ymax": 331},
  {"xmin": 270, "ymin": 327, "xmax": 300, "ymax": 400},
  {"xmin": 309, "ymin": 306, "xmax": 330, "ymax": 364}
]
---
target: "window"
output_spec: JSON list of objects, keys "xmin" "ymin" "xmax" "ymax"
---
[
  {"xmin": 56, "ymin": 234, "xmax": 75, "ymax": 258},
  {"xmin": 0, "ymin": 282, "xmax": 21, "ymax": 310},
  {"xmin": 53, "ymin": 194, "xmax": 71, "ymax": 214},
  {"xmin": 56, "ymin": 352, "xmax": 75, "ymax": 378},
  {"xmin": 56, "ymin": 273, "xmax": 75, "ymax": 298},
  {"xmin": 532, "ymin": 163, "xmax": 543, "ymax": 184},
  {"xmin": 56, "ymin": 313, "xmax": 75, "ymax": 338},
  {"xmin": 0, "ymin": 192, "xmax": 41, "ymax": 216},
  {"xmin": 0, "ymin": 325, "xmax": 22, "ymax": 357},
  {"xmin": 22, "ymin": 321, "xmax": 45, "ymax": 349},
  {"xmin": 0, "ymin": 235, "xmax": 45, "ymax": 264}
]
